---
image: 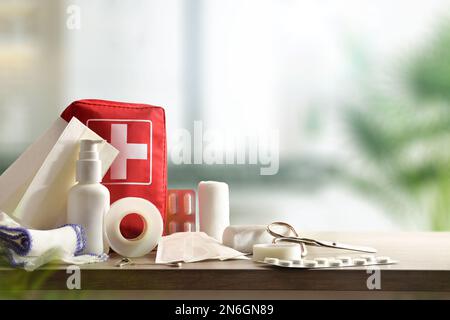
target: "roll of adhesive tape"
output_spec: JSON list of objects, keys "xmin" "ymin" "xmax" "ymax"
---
[
  {"xmin": 252, "ymin": 243, "xmax": 302, "ymax": 262},
  {"xmin": 105, "ymin": 197, "xmax": 163, "ymax": 258}
]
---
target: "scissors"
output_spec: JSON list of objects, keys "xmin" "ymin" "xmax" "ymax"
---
[{"xmin": 267, "ymin": 222, "xmax": 377, "ymax": 257}]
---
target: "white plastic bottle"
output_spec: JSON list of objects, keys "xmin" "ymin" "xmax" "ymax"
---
[{"xmin": 67, "ymin": 139, "xmax": 110, "ymax": 255}]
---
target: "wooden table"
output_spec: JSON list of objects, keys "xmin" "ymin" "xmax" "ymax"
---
[{"xmin": 1, "ymin": 232, "xmax": 450, "ymax": 299}]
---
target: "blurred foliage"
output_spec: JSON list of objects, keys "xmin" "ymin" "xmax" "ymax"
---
[
  {"xmin": 410, "ymin": 22, "xmax": 450, "ymax": 101},
  {"xmin": 343, "ymin": 21, "xmax": 450, "ymax": 230},
  {"xmin": 0, "ymin": 258, "xmax": 87, "ymax": 299},
  {"xmin": 0, "ymin": 254, "xmax": 52, "ymax": 298}
]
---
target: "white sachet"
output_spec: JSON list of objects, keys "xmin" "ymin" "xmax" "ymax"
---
[{"xmin": 156, "ymin": 232, "xmax": 247, "ymax": 264}]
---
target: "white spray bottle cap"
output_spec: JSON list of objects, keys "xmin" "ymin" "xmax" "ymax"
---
[{"xmin": 76, "ymin": 139, "xmax": 103, "ymax": 183}]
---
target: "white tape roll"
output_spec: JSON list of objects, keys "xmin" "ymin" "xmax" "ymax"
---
[
  {"xmin": 105, "ymin": 197, "xmax": 163, "ymax": 258},
  {"xmin": 252, "ymin": 243, "xmax": 302, "ymax": 262}
]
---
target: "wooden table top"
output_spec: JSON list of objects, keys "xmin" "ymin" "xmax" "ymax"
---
[{"xmin": 1, "ymin": 232, "xmax": 450, "ymax": 292}]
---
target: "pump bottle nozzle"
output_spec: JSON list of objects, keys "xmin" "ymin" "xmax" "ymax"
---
[{"xmin": 76, "ymin": 139, "xmax": 104, "ymax": 183}]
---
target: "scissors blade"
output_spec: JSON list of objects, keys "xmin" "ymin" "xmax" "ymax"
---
[{"xmin": 315, "ymin": 240, "xmax": 377, "ymax": 253}]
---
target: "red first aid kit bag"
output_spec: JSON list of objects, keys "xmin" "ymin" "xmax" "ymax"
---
[{"xmin": 61, "ymin": 99, "xmax": 167, "ymax": 237}]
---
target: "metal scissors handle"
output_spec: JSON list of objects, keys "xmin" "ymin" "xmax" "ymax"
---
[{"xmin": 267, "ymin": 222, "xmax": 377, "ymax": 257}]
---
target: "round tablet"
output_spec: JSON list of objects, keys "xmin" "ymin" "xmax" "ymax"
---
[
  {"xmin": 353, "ymin": 258, "xmax": 366, "ymax": 266},
  {"xmin": 314, "ymin": 257, "xmax": 329, "ymax": 265},
  {"xmin": 337, "ymin": 256, "xmax": 352, "ymax": 264},
  {"xmin": 329, "ymin": 260, "xmax": 343, "ymax": 267},
  {"xmin": 360, "ymin": 255, "xmax": 375, "ymax": 262},
  {"xmin": 376, "ymin": 256, "xmax": 391, "ymax": 264},
  {"xmin": 303, "ymin": 260, "xmax": 318, "ymax": 268},
  {"xmin": 278, "ymin": 260, "xmax": 293, "ymax": 267}
]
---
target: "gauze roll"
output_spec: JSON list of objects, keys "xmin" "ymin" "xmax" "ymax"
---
[
  {"xmin": 105, "ymin": 197, "xmax": 163, "ymax": 257},
  {"xmin": 198, "ymin": 181, "xmax": 230, "ymax": 241},
  {"xmin": 0, "ymin": 212, "xmax": 107, "ymax": 271},
  {"xmin": 222, "ymin": 225, "xmax": 274, "ymax": 253}
]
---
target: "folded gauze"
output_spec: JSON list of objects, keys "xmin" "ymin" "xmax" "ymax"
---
[
  {"xmin": 0, "ymin": 212, "xmax": 107, "ymax": 271},
  {"xmin": 156, "ymin": 232, "xmax": 247, "ymax": 264}
]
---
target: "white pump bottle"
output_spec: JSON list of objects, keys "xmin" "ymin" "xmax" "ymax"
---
[{"xmin": 67, "ymin": 139, "xmax": 110, "ymax": 255}]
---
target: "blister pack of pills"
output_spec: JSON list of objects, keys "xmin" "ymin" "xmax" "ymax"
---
[
  {"xmin": 260, "ymin": 255, "xmax": 397, "ymax": 269},
  {"xmin": 166, "ymin": 189, "xmax": 196, "ymax": 234}
]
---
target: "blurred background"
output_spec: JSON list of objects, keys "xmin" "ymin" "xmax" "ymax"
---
[{"xmin": 1, "ymin": 0, "xmax": 449, "ymax": 231}]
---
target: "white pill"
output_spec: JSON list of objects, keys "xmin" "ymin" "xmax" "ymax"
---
[
  {"xmin": 314, "ymin": 257, "xmax": 329, "ymax": 265},
  {"xmin": 360, "ymin": 255, "xmax": 375, "ymax": 262},
  {"xmin": 278, "ymin": 260, "xmax": 293, "ymax": 267},
  {"xmin": 376, "ymin": 256, "xmax": 391, "ymax": 264},
  {"xmin": 264, "ymin": 257, "xmax": 279, "ymax": 264},
  {"xmin": 353, "ymin": 258, "xmax": 366, "ymax": 265},
  {"xmin": 337, "ymin": 256, "xmax": 352, "ymax": 264},
  {"xmin": 292, "ymin": 259, "xmax": 302, "ymax": 265},
  {"xmin": 168, "ymin": 193, "xmax": 177, "ymax": 214},
  {"xmin": 329, "ymin": 260, "xmax": 343, "ymax": 267},
  {"xmin": 303, "ymin": 260, "xmax": 318, "ymax": 268},
  {"xmin": 183, "ymin": 193, "xmax": 193, "ymax": 215}
]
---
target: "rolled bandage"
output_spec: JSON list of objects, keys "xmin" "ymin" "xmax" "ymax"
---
[
  {"xmin": 222, "ymin": 225, "xmax": 274, "ymax": 253},
  {"xmin": 0, "ymin": 223, "xmax": 84, "ymax": 258},
  {"xmin": 198, "ymin": 181, "xmax": 229, "ymax": 241},
  {"xmin": 0, "ymin": 211, "xmax": 106, "ymax": 271},
  {"xmin": 105, "ymin": 197, "xmax": 163, "ymax": 258},
  {"xmin": 252, "ymin": 243, "xmax": 302, "ymax": 262}
]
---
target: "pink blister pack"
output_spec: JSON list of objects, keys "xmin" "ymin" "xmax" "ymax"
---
[{"xmin": 166, "ymin": 189, "xmax": 197, "ymax": 234}]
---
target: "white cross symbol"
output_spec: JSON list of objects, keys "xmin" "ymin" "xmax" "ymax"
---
[{"xmin": 110, "ymin": 124, "xmax": 148, "ymax": 180}]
